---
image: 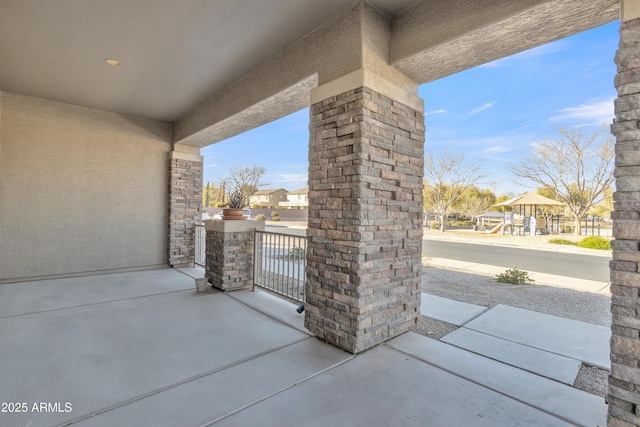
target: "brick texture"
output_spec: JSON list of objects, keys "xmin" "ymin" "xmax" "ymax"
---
[
  {"xmin": 168, "ymin": 157, "xmax": 203, "ymax": 266},
  {"xmin": 305, "ymin": 86, "xmax": 424, "ymax": 353},
  {"xmin": 610, "ymin": 17, "xmax": 640, "ymax": 427},
  {"xmin": 205, "ymin": 229, "xmax": 255, "ymax": 291}
]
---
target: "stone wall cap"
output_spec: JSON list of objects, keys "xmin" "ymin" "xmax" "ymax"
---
[{"xmin": 205, "ymin": 219, "xmax": 265, "ymax": 232}]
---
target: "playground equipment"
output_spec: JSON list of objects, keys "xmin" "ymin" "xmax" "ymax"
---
[{"xmin": 486, "ymin": 222, "xmax": 504, "ymax": 234}]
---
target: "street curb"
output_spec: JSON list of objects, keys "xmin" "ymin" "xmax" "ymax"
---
[{"xmin": 422, "ymin": 233, "xmax": 612, "ymax": 258}]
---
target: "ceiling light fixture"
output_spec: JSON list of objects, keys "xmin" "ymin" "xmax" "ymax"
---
[{"xmin": 105, "ymin": 58, "xmax": 121, "ymax": 67}]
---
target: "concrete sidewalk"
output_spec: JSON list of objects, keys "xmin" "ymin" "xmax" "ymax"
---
[
  {"xmin": 0, "ymin": 269, "xmax": 606, "ymax": 427},
  {"xmin": 421, "ymin": 293, "xmax": 610, "ymax": 380}
]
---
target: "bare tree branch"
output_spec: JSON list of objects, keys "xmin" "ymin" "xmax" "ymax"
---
[
  {"xmin": 222, "ymin": 165, "xmax": 268, "ymax": 207},
  {"xmin": 424, "ymin": 152, "xmax": 486, "ymax": 232},
  {"xmin": 510, "ymin": 126, "xmax": 614, "ymax": 235}
]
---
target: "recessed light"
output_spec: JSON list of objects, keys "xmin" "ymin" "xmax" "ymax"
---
[{"xmin": 105, "ymin": 58, "xmax": 121, "ymax": 66}]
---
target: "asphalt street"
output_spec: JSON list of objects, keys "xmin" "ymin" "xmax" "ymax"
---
[
  {"xmin": 422, "ymin": 240, "xmax": 609, "ymax": 282},
  {"xmin": 265, "ymin": 225, "xmax": 610, "ymax": 283}
]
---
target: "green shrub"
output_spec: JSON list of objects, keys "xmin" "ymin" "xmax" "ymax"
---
[
  {"xmin": 254, "ymin": 214, "xmax": 266, "ymax": 221},
  {"xmin": 289, "ymin": 246, "xmax": 306, "ymax": 260},
  {"xmin": 271, "ymin": 212, "xmax": 281, "ymax": 221},
  {"xmin": 577, "ymin": 236, "xmax": 611, "ymax": 250},
  {"xmin": 548, "ymin": 238, "xmax": 578, "ymax": 246},
  {"xmin": 496, "ymin": 265, "xmax": 533, "ymax": 284},
  {"xmin": 430, "ymin": 221, "xmax": 439, "ymax": 229}
]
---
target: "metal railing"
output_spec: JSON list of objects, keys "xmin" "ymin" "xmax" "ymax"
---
[
  {"xmin": 253, "ymin": 230, "xmax": 306, "ymax": 304},
  {"xmin": 195, "ymin": 223, "xmax": 206, "ymax": 267}
]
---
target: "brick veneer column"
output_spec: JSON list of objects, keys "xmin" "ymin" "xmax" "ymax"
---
[
  {"xmin": 205, "ymin": 220, "xmax": 264, "ymax": 291},
  {"xmin": 168, "ymin": 150, "xmax": 203, "ymax": 266},
  {"xmin": 609, "ymin": 15, "xmax": 640, "ymax": 427},
  {"xmin": 305, "ymin": 86, "xmax": 424, "ymax": 354}
]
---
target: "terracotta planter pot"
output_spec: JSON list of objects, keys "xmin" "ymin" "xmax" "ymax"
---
[{"xmin": 222, "ymin": 208, "xmax": 247, "ymax": 220}]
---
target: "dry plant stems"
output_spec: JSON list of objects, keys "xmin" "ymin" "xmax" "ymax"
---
[
  {"xmin": 226, "ymin": 190, "xmax": 245, "ymax": 209},
  {"xmin": 496, "ymin": 265, "xmax": 533, "ymax": 284}
]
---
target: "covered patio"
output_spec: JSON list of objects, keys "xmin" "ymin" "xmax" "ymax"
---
[
  {"xmin": 0, "ymin": 269, "xmax": 604, "ymax": 426},
  {"xmin": 1, "ymin": 1, "xmax": 639, "ymax": 425}
]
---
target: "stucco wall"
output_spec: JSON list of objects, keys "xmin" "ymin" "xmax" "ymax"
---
[{"xmin": 0, "ymin": 92, "xmax": 172, "ymax": 282}]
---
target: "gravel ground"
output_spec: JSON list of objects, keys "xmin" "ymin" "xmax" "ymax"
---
[
  {"xmin": 420, "ymin": 265, "xmax": 611, "ymax": 326},
  {"xmin": 410, "ymin": 265, "xmax": 611, "ymax": 397}
]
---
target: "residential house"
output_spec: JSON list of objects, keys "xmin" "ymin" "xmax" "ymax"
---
[
  {"xmin": 279, "ymin": 187, "xmax": 309, "ymax": 209},
  {"xmin": 250, "ymin": 189, "xmax": 288, "ymax": 208}
]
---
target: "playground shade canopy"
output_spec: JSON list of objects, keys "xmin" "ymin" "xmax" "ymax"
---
[{"xmin": 494, "ymin": 192, "xmax": 564, "ymax": 209}]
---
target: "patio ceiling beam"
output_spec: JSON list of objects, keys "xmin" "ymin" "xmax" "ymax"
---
[
  {"xmin": 173, "ymin": 3, "xmax": 367, "ymax": 148},
  {"xmin": 390, "ymin": 0, "xmax": 620, "ymax": 84},
  {"xmin": 173, "ymin": 0, "xmax": 619, "ymax": 149}
]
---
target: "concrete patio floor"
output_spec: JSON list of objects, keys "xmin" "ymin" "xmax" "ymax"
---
[{"xmin": 0, "ymin": 268, "xmax": 606, "ymax": 427}]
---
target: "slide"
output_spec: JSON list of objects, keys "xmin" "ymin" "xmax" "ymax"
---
[{"xmin": 486, "ymin": 222, "xmax": 504, "ymax": 234}]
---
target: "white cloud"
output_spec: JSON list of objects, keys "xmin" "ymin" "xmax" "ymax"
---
[
  {"xmin": 469, "ymin": 101, "xmax": 496, "ymax": 116},
  {"xmin": 427, "ymin": 134, "xmax": 533, "ymax": 156},
  {"xmin": 550, "ymin": 99, "xmax": 614, "ymax": 125},
  {"xmin": 484, "ymin": 145, "xmax": 512, "ymax": 154},
  {"xmin": 268, "ymin": 173, "xmax": 308, "ymax": 191},
  {"xmin": 425, "ymin": 109, "xmax": 446, "ymax": 116}
]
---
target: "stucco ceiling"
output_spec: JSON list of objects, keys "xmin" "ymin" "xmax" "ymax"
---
[
  {"xmin": 0, "ymin": 0, "xmax": 417, "ymax": 123},
  {"xmin": 0, "ymin": 0, "xmax": 619, "ymax": 133}
]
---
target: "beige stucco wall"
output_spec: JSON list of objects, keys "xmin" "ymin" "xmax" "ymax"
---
[{"xmin": 0, "ymin": 92, "xmax": 172, "ymax": 282}]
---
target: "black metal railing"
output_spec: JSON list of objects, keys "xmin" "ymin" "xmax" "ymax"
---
[{"xmin": 253, "ymin": 230, "xmax": 306, "ymax": 303}]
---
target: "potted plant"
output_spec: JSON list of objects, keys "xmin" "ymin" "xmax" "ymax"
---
[{"xmin": 221, "ymin": 190, "xmax": 248, "ymax": 220}]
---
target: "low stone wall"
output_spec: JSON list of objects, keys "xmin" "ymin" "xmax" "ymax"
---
[{"xmin": 205, "ymin": 220, "xmax": 265, "ymax": 291}]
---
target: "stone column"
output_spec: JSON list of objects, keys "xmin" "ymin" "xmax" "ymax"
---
[
  {"xmin": 305, "ymin": 70, "xmax": 424, "ymax": 354},
  {"xmin": 609, "ymin": 3, "xmax": 640, "ymax": 426},
  {"xmin": 168, "ymin": 146, "xmax": 203, "ymax": 267},
  {"xmin": 205, "ymin": 220, "xmax": 265, "ymax": 291}
]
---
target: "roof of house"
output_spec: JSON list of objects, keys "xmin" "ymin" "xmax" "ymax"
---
[
  {"xmin": 288, "ymin": 187, "xmax": 309, "ymax": 195},
  {"xmin": 252, "ymin": 189, "xmax": 288, "ymax": 196}
]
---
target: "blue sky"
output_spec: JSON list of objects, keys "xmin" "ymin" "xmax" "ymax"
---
[{"xmin": 202, "ymin": 21, "xmax": 619, "ymax": 196}]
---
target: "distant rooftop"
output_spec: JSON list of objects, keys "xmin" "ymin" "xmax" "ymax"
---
[
  {"xmin": 253, "ymin": 188, "xmax": 288, "ymax": 195},
  {"xmin": 288, "ymin": 187, "xmax": 309, "ymax": 195}
]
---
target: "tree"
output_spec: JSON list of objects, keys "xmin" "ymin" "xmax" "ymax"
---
[
  {"xmin": 224, "ymin": 165, "xmax": 268, "ymax": 207},
  {"xmin": 494, "ymin": 194, "xmax": 513, "ymax": 213},
  {"xmin": 202, "ymin": 181, "xmax": 225, "ymax": 207},
  {"xmin": 510, "ymin": 127, "xmax": 614, "ymax": 235},
  {"xmin": 424, "ymin": 152, "xmax": 486, "ymax": 232},
  {"xmin": 457, "ymin": 187, "xmax": 496, "ymax": 221},
  {"xmin": 589, "ymin": 186, "xmax": 613, "ymax": 220},
  {"xmin": 536, "ymin": 186, "xmax": 565, "ymax": 231}
]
